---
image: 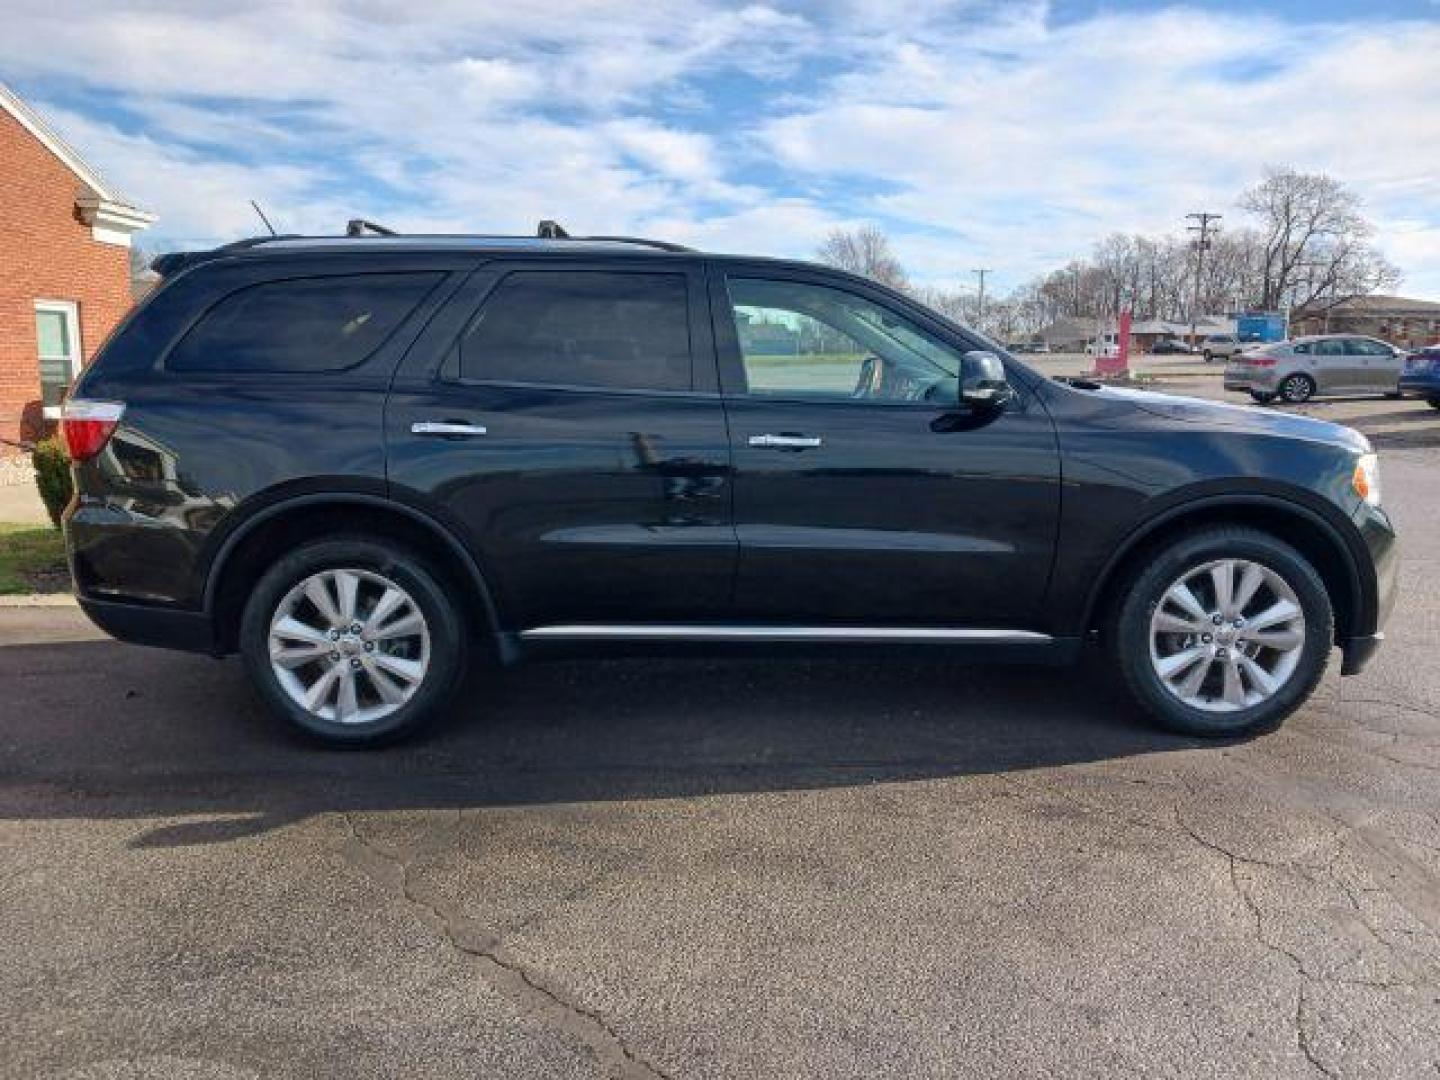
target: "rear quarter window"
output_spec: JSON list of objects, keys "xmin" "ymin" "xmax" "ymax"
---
[{"xmin": 168, "ymin": 272, "xmax": 442, "ymax": 373}]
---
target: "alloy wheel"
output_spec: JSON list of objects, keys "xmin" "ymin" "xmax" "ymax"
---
[
  {"xmin": 1280, "ymin": 375, "xmax": 1314, "ymax": 402},
  {"xmin": 1148, "ymin": 558, "xmax": 1307, "ymax": 713},
  {"xmin": 267, "ymin": 568, "xmax": 431, "ymax": 725}
]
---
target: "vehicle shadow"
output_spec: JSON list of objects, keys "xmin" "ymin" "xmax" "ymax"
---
[{"xmin": 0, "ymin": 639, "xmax": 1201, "ymax": 848}]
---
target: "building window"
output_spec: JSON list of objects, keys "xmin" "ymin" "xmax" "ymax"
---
[{"xmin": 35, "ymin": 300, "xmax": 82, "ymax": 419}]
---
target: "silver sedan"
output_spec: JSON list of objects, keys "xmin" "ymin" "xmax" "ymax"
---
[{"xmin": 1223, "ymin": 334, "xmax": 1407, "ymax": 403}]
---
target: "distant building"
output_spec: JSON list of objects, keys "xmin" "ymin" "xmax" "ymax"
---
[
  {"xmin": 1289, "ymin": 294, "xmax": 1440, "ymax": 348},
  {"xmin": 0, "ymin": 82, "xmax": 154, "ymax": 449}
]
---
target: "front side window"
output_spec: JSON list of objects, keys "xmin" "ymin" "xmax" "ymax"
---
[
  {"xmin": 169, "ymin": 273, "xmax": 442, "ymax": 373},
  {"xmin": 460, "ymin": 271, "xmax": 692, "ymax": 391},
  {"xmin": 726, "ymin": 278, "xmax": 961, "ymax": 403},
  {"xmin": 35, "ymin": 300, "xmax": 82, "ymax": 417},
  {"xmin": 1316, "ymin": 339, "xmax": 1346, "ymax": 357},
  {"xmin": 1347, "ymin": 338, "xmax": 1391, "ymax": 356}
]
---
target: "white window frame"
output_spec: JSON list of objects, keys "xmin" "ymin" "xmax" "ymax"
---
[{"xmin": 35, "ymin": 299, "xmax": 83, "ymax": 419}]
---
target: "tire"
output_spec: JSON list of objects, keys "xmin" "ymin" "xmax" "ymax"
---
[
  {"xmin": 1279, "ymin": 373, "xmax": 1316, "ymax": 403},
  {"xmin": 1111, "ymin": 527, "xmax": 1333, "ymax": 738},
  {"xmin": 1249, "ymin": 390, "xmax": 1276, "ymax": 404},
  {"xmin": 1429, "ymin": 397, "xmax": 1440, "ymax": 411},
  {"xmin": 1202, "ymin": 351, "xmax": 1213, "ymax": 363},
  {"xmin": 240, "ymin": 536, "xmax": 467, "ymax": 747}
]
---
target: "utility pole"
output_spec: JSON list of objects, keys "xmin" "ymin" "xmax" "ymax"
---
[
  {"xmin": 1186, "ymin": 212, "xmax": 1221, "ymax": 344},
  {"xmin": 973, "ymin": 268, "xmax": 991, "ymax": 330}
]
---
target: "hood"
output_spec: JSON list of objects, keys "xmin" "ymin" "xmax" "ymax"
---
[{"xmin": 1086, "ymin": 385, "xmax": 1372, "ymax": 453}]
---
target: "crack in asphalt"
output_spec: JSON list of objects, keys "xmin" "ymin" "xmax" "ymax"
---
[
  {"xmin": 339, "ymin": 812, "xmax": 673, "ymax": 1080},
  {"xmin": 1174, "ymin": 808, "xmax": 1340, "ymax": 1077}
]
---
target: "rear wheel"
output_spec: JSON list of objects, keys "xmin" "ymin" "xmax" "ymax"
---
[
  {"xmin": 1203, "ymin": 350, "xmax": 1213, "ymax": 363},
  {"xmin": 1279, "ymin": 373, "xmax": 1316, "ymax": 403},
  {"xmin": 240, "ymin": 536, "xmax": 466, "ymax": 746},
  {"xmin": 1112, "ymin": 527, "xmax": 1332, "ymax": 737}
]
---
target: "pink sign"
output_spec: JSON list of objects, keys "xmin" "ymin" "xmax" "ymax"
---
[{"xmin": 1095, "ymin": 310, "xmax": 1132, "ymax": 375}]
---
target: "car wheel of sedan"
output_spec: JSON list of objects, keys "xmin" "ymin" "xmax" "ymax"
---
[
  {"xmin": 1203, "ymin": 351, "xmax": 1213, "ymax": 363},
  {"xmin": 1428, "ymin": 397, "xmax": 1440, "ymax": 411},
  {"xmin": 1112, "ymin": 527, "xmax": 1332, "ymax": 737},
  {"xmin": 1249, "ymin": 390, "xmax": 1276, "ymax": 404},
  {"xmin": 1279, "ymin": 374, "xmax": 1316, "ymax": 403},
  {"xmin": 240, "ymin": 536, "xmax": 467, "ymax": 746}
]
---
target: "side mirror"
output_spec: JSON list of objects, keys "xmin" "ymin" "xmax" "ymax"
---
[{"xmin": 960, "ymin": 351, "xmax": 1015, "ymax": 411}]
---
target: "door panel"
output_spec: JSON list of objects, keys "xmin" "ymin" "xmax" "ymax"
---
[
  {"xmin": 387, "ymin": 260, "xmax": 735, "ymax": 629},
  {"xmin": 1313, "ymin": 339, "xmax": 1356, "ymax": 392},
  {"xmin": 712, "ymin": 266, "xmax": 1061, "ymax": 628}
]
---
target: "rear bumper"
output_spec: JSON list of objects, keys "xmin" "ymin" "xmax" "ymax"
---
[
  {"xmin": 77, "ymin": 595, "xmax": 218, "ymax": 655},
  {"xmin": 1397, "ymin": 374, "xmax": 1440, "ymax": 397}
]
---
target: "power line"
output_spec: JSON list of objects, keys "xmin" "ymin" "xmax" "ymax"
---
[{"xmin": 1186, "ymin": 212, "xmax": 1222, "ymax": 343}]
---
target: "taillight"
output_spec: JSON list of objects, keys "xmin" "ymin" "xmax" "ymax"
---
[
  {"xmin": 60, "ymin": 399, "xmax": 125, "ymax": 462},
  {"xmin": 1248, "ymin": 355, "xmax": 1277, "ymax": 367}
]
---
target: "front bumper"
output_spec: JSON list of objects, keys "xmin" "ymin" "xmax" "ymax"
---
[{"xmin": 1338, "ymin": 501, "xmax": 1398, "ymax": 676}]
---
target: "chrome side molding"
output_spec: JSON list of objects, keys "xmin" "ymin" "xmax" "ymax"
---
[{"xmin": 519, "ymin": 625, "xmax": 1052, "ymax": 644}]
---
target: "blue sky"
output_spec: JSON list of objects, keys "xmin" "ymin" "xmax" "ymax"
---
[{"xmin": 4, "ymin": 1, "xmax": 1438, "ymax": 296}]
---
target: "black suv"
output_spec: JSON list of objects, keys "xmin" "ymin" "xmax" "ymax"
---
[{"xmin": 61, "ymin": 227, "xmax": 1397, "ymax": 746}]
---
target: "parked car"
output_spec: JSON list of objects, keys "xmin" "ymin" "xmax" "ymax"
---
[
  {"xmin": 1398, "ymin": 344, "xmax": 1440, "ymax": 409},
  {"xmin": 1200, "ymin": 333, "xmax": 1264, "ymax": 362},
  {"xmin": 61, "ymin": 225, "xmax": 1396, "ymax": 747},
  {"xmin": 1151, "ymin": 338, "xmax": 1196, "ymax": 355},
  {"xmin": 1223, "ymin": 334, "xmax": 1408, "ymax": 404}
]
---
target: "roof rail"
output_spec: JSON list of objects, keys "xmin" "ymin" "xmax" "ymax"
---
[
  {"xmin": 535, "ymin": 220, "xmax": 696, "ymax": 253},
  {"xmin": 346, "ymin": 218, "xmax": 397, "ymax": 237}
]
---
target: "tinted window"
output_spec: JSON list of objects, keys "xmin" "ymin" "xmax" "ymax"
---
[
  {"xmin": 1292, "ymin": 343, "xmax": 1311, "ymax": 354},
  {"xmin": 460, "ymin": 271, "xmax": 691, "ymax": 391},
  {"xmin": 169, "ymin": 273, "xmax": 442, "ymax": 373},
  {"xmin": 1316, "ymin": 339, "xmax": 1346, "ymax": 356},
  {"xmin": 726, "ymin": 277, "xmax": 961, "ymax": 402}
]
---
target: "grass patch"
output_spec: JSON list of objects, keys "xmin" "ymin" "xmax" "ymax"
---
[{"xmin": 0, "ymin": 523, "xmax": 69, "ymax": 594}]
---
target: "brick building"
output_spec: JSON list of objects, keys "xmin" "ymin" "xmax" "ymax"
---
[
  {"xmin": 1289, "ymin": 294, "xmax": 1440, "ymax": 348},
  {"xmin": 1, "ymin": 82, "xmax": 154, "ymax": 452}
]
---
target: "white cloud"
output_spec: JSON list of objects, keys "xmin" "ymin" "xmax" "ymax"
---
[{"xmin": 2, "ymin": 1, "xmax": 1436, "ymax": 295}]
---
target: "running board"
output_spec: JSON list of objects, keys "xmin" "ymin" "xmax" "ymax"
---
[{"xmin": 518, "ymin": 625, "xmax": 1052, "ymax": 645}]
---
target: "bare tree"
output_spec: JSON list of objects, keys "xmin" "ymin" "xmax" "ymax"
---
[
  {"xmin": 1238, "ymin": 167, "xmax": 1399, "ymax": 311},
  {"xmin": 815, "ymin": 226, "xmax": 910, "ymax": 291}
]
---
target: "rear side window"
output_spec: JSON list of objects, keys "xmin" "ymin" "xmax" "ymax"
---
[
  {"xmin": 168, "ymin": 273, "xmax": 442, "ymax": 373},
  {"xmin": 459, "ymin": 271, "xmax": 691, "ymax": 391}
]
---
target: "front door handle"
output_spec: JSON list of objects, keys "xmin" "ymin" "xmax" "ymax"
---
[
  {"xmin": 748, "ymin": 433, "xmax": 823, "ymax": 450},
  {"xmin": 411, "ymin": 421, "xmax": 488, "ymax": 437}
]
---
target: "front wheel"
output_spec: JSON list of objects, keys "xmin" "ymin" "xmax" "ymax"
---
[
  {"xmin": 1112, "ymin": 527, "xmax": 1332, "ymax": 737},
  {"xmin": 240, "ymin": 536, "xmax": 467, "ymax": 746}
]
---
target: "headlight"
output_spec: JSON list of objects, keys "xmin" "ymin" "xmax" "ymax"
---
[{"xmin": 1352, "ymin": 453, "xmax": 1382, "ymax": 508}]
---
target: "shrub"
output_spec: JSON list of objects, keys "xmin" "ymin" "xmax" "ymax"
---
[{"xmin": 31, "ymin": 437, "xmax": 72, "ymax": 529}]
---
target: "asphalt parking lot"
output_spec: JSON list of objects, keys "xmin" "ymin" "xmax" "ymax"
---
[{"xmin": 3, "ymin": 376, "xmax": 1438, "ymax": 1078}]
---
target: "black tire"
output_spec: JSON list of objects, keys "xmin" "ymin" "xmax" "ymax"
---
[
  {"xmin": 240, "ymin": 536, "xmax": 467, "ymax": 747},
  {"xmin": 1429, "ymin": 397, "xmax": 1440, "ymax": 411},
  {"xmin": 1111, "ymin": 527, "xmax": 1333, "ymax": 738},
  {"xmin": 1202, "ymin": 351, "xmax": 1213, "ymax": 363},
  {"xmin": 1249, "ymin": 390, "xmax": 1276, "ymax": 404},
  {"xmin": 1279, "ymin": 373, "xmax": 1316, "ymax": 403}
]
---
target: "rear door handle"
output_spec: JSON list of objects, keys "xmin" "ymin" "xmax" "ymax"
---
[
  {"xmin": 411, "ymin": 421, "xmax": 488, "ymax": 437},
  {"xmin": 748, "ymin": 433, "xmax": 823, "ymax": 450}
]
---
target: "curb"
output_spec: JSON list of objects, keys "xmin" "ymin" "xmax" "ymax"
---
[{"xmin": 0, "ymin": 593, "xmax": 78, "ymax": 608}]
